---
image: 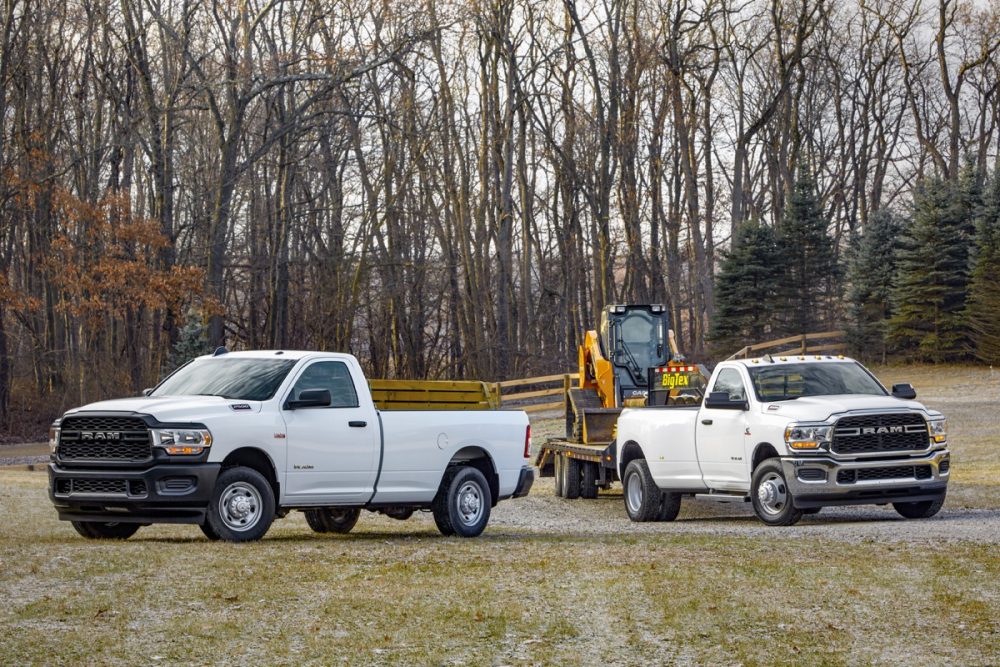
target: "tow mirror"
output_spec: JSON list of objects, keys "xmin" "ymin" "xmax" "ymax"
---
[
  {"xmin": 286, "ymin": 388, "xmax": 332, "ymax": 410},
  {"xmin": 891, "ymin": 383, "xmax": 917, "ymax": 400},
  {"xmin": 141, "ymin": 388, "xmax": 154, "ymax": 397},
  {"xmin": 704, "ymin": 391, "xmax": 747, "ymax": 410}
]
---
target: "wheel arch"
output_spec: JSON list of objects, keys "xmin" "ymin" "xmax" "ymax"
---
[
  {"xmin": 221, "ymin": 447, "xmax": 280, "ymax": 501},
  {"xmin": 447, "ymin": 445, "xmax": 499, "ymax": 507},
  {"xmin": 751, "ymin": 442, "xmax": 780, "ymax": 472},
  {"xmin": 618, "ymin": 440, "xmax": 645, "ymax": 479}
]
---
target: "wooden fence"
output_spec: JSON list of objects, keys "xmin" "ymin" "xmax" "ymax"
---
[
  {"xmin": 494, "ymin": 373, "xmax": 572, "ymax": 413},
  {"xmin": 725, "ymin": 331, "xmax": 847, "ymax": 360}
]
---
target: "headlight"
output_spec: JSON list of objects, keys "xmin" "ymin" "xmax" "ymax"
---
[
  {"xmin": 784, "ymin": 424, "xmax": 831, "ymax": 450},
  {"xmin": 49, "ymin": 421, "xmax": 61, "ymax": 454},
  {"xmin": 151, "ymin": 428, "xmax": 213, "ymax": 455},
  {"xmin": 928, "ymin": 419, "xmax": 947, "ymax": 444}
]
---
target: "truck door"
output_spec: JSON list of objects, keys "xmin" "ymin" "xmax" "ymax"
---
[
  {"xmin": 695, "ymin": 368, "xmax": 750, "ymax": 490},
  {"xmin": 281, "ymin": 360, "xmax": 379, "ymax": 504}
]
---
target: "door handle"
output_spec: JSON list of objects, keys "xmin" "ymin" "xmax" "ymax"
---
[
  {"xmin": 348, "ymin": 421, "xmax": 368, "ymax": 428},
  {"xmin": 701, "ymin": 419, "xmax": 713, "ymax": 426}
]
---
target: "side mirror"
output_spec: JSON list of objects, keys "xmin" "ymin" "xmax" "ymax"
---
[
  {"xmin": 891, "ymin": 383, "xmax": 917, "ymax": 400},
  {"xmin": 704, "ymin": 391, "xmax": 747, "ymax": 410},
  {"xmin": 141, "ymin": 388, "xmax": 154, "ymax": 397},
  {"xmin": 286, "ymin": 388, "xmax": 332, "ymax": 410}
]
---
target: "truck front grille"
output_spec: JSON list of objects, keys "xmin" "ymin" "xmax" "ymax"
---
[
  {"xmin": 58, "ymin": 416, "xmax": 152, "ymax": 463},
  {"xmin": 837, "ymin": 465, "xmax": 933, "ymax": 484},
  {"xmin": 54, "ymin": 478, "xmax": 147, "ymax": 496},
  {"xmin": 832, "ymin": 413, "xmax": 928, "ymax": 455}
]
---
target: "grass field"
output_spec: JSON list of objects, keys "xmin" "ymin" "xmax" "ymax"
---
[{"xmin": 0, "ymin": 365, "xmax": 998, "ymax": 665}]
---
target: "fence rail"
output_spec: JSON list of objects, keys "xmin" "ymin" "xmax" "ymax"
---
[
  {"xmin": 495, "ymin": 373, "xmax": 573, "ymax": 413},
  {"xmin": 725, "ymin": 330, "xmax": 847, "ymax": 360}
]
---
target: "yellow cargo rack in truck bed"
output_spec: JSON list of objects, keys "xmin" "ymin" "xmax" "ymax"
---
[{"xmin": 368, "ymin": 379, "xmax": 501, "ymax": 411}]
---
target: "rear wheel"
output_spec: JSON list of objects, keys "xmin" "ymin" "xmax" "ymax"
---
[
  {"xmin": 750, "ymin": 458, "xmax": 803, "ymax": 526},
  {"xmin": 304, "ymin": 508, "xmax": 361, "ymax": 534},
  {"xmin": 622, "ymin": 459, "xmax": 662, "ymax": 522},
  {"xmin": 658, "ymin": 492, "xmax": 682, "ymax": 521},
  {"xmin": 71, "ymin": 521, "xmax": 140, "ymax": 540},
  {"xmin": 432, "ymin": 466, "xmax": 492, "ymax": 537},
  {"xmin": 199, "ymin": 521, "xmax": 221, "ymax": 540},
  {"xmin": 581, "ymin": 461, "xmax": 599, "ymax": 499},
  {"xmin": 562, "ymin": 457, "xmax": 581, "ymax": 500},
  {"xmin": 553, "ymin": 454, "xmax": 565, "ymax": 497},
  {"xmin": 893, "ymin": 496, "xmax": 945, "ymax": 519}
]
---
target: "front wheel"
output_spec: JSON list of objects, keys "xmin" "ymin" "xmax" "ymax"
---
[
  {"xmin": 893, "ymin": 496, "xmax": 945, "ymax": 519},
  {"xmin": 750, "ymin": 458, "xmax": 803, "ymax": 526},
  {"xmin": 72, "ymin": 521, "xmax": 140, "ymax": 540},
  {"xmin": 206, "ymin": 466, "xmax": 276, "ymax": 542},
  {"xmin": 432, "ymin": 466, "xmax": 492, "ymax": 538},
  {"xmin": 622, "ymin": 459, "xmax": 663, "ymax": 522}
]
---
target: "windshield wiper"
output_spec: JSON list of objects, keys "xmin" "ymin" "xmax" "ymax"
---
[{"xmin": 194, "ymin": 392, "xmax": 237, "ymax": 399}]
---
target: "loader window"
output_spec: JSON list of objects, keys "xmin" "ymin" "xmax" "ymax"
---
[
  {"xmin": 289, "ymin": 361, "xmax": 359, "ymax": 408},
  {"xmin": 615, "ymin": 311, "xmax": 666, "ymax": 371}
]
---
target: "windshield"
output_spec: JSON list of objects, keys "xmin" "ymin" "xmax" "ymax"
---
[
  {"xmin": 152, "ymin": 358, "xmax": 297, "ymax": 401},
  {"xmin": 747, "ymin": 362, "xmax": 887, "ymax": 402}
]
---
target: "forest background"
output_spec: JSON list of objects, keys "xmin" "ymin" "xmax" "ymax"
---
[{"xmin": 0, "ymin": 0, "xmax": 998, "ymax": 437}]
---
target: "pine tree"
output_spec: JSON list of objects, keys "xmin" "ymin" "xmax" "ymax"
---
[
  {"xmin": 887, "ymin": 175, "xmax": 976, "ymax": 361},
  {"xmin": 846, "ymin": 209, "xmax": 904, "ymax": 363},
  {"xmin": 164, "ymin": 310, "xmax": 209, "ymax": 373},
  {"xmin": 708, "ymin": 221, "xmax": 782, "ymax": 356},
  {"xmin": 966, "ymin": 174, "xmax": 1000, "ymax": 363},
  {"xmin": 774, "ymin": 173, "xmax": 841, "ymax": 336}
]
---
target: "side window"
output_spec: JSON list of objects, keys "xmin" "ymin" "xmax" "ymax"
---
[
  {"xmin": 711, "ymin": 368, "xmax": 746, "ymax": 402},
  {"xmin": 290, "ymin": 361, "xmax": 359, "ymax": 408}
]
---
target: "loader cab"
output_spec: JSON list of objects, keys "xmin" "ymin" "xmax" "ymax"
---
[{"xmin": 600, "ymin": 304, "xmax": 673, "ymax": 406}]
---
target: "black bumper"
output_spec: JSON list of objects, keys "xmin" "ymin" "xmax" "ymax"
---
[
  {"xmin": 512, "ymin": 466, "xmax": 535, "ymax": 499},
  {"xmin": 49, "ymin": 463, "xmax": 221, "ymax": 524},
  {"xmin": 791, "ymin": 482, "xmax": 948, "ymax": 509}
]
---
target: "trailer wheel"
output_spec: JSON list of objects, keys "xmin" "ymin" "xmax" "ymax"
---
[
  {"xmin": 206, "ymin": 466, "xmax": 276, "ymax": 542},
  {"xmin": 71, "ymin": 521, "xmax": 140, "ymax": 540},
  {"xmin": 658, "ymin": 492, "xmax": 681, "ymax": 521},
  {"xmin": 432, "ymin": 466, "xmax": 491, "ymax": 537},
  {"xmin": 622, "ymin": 459, "xmax": 662, "ymax": 522},
  {"xmin": 553, "ymin": 454, "xmax": 565, "ymax": 497},
  {"xmin": 893, "ymin": 496, "xmax": 945, "ymax": 519},
  {"xmin": 562, "ymin": 456, "xmax": 581, "ymax": 500},
  {"xmin": 750, "ymin": 458, "xmax": 803, "ymax": 526},
  {"xmin": 581, "ymin": 461, "xmax": 599, "ymax": 499}
]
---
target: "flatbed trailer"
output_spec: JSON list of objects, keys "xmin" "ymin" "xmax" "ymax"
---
[{"xmin": 535, "ymin": 439, "xmax": 617, "ymax": 499}]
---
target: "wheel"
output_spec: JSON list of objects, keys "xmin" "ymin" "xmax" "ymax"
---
[
  {"xmin": 553, "ymin": 454, "xmax": 565, "ymax": 498},
  {"xmin": 304, "ymin": 508, "xmax": 360, "ymax": 533},
  {"xmin": 206, "ymin": 466, "xmax": 276, "ymax": 542},
  {"xmin": 432, "ymin": 466, "xmax": 492, "ymax": 538},
  {"xmin": 562, "ymin": 456, "xmax": 581, "ymax": 500},
  {"xmin": 658, "ymin": 492, "xmax": 682, "ymax": 521},
  {"xmin": 622, "ymin": 459, "xmax": 663, "ymax": 522},
  {"xmin": 893, "ymin": 496, "xmax": 945, "ymax": 519},
  {"xmin": 750, "ymin": 458, "xmax": 803, "ymax": 526},
  {"xmin": 71, "ymin": 521, "xmax": 140, "ymax": 540},
  {"xmin": 200, "ymin": 521, "xmax": 221, "ymax": 540},
  {"xmin": 581, "ymin": 461, "xmax": 599, "ymax": 499},
  {"xmin": 382, "ymin": 507, "xmax": 414, "ymax": 521},
  {"xmin": 802, "ymin": 507, "xmax": 822, "ymax": 515}
]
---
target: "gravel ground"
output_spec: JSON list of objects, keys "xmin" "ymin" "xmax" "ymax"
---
[
  {"xmin": 488, "ymin": 475, "xmax": 1000, "ymax": 545},
  {"xmin": 0, "ymin": 442, "xmax": 48, "ymax": 467}
]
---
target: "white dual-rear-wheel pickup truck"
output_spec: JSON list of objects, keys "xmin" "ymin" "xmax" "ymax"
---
[
  {"xmin": 616, "ymin": 356, "xmax": 950, "ymax": 526},
  {"xmin": 48, "ymin": 350, "xmax": 534, "ymax": 541}
]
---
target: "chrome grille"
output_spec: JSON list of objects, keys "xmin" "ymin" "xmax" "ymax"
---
[
  {"xmin": 58, "ymin": 416, "xmax": 152, "ymax": 463},
  {"xmin": 832, "ymin": 413, "xmax": 928, "ymax": 455}
]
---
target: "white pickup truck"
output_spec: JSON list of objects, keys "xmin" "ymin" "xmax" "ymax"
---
[
  {"xmin": 48, "ymin": 350, "xmax": 534, "ymax": 541},
  {"xmin": 615, "ymin": 356, "xmax": 950, "ymax": 526}
]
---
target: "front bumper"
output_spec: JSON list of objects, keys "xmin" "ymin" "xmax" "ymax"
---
[
  {"xmin": 781, "ymin": 449, "xmax": 949, "ymax": 509},
  {"xmin": 49, "ymin": 462, "xmax": 221, "ymax": 524},
  {"xmin": 512, "ymin": 466, "xmax": 535, "ymax": 499}
]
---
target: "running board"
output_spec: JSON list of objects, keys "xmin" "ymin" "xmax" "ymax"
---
[{"xmin": 694, "ymin": 493, "xmax": 749, "ymax": 503}]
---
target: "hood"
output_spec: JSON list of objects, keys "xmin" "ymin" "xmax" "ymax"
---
[
  {"xmin": 759, "ymin": 394, "xmax": 933, "ymax": 422},
  {"xmin": 62, "ymin": 395, "xmax": 263, "ymax": 423}
]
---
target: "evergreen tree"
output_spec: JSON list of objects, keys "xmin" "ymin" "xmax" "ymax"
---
[
  {"xmin": 164, "ymin": 310, "xmax": 209, "ymax": 373},
  {"xmin": 708, "ymin": 221, "xmax": 782, "ymax": 356},
  {"xmin": 774, "ymin": 173, "xmax": 841, "ymax": 336},
  {"xmin": 887, "ymin": 175, "xmax": 976, "ymax": 361},
  {"xmin": 846, "ymin": 209, "xmax": 904, "ymax": 363},
  {"xmin": 966, "ymin": 174, "xmax": 1000, "ymax": 363}
]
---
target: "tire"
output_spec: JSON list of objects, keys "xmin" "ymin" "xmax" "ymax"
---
[
  {"xmin": 750, "ymin": 458, "xmax": 803, "ymax": 526},
  {"xmin": 304, "ymin": 508, "xmax": 361, "ymax": 533},
  {"xmin": 658, "ymin": 492, "xmax": 682, "ymax": 521},
  {"xmin": 206, "ymin": 466, "xmax": 276, "ymax": 542},
  {"xmin": 432, "ymin": 466, "xmax": 492, "ymax": 538},
  {"xmin": 581, "ymin": 461, "xmax": 599, "ymax": 499},
  {"xmin": 622, "ymin": 459, "xmax": 663, "ymax": 522},
  {"xmin": 71, "ymin": 521, "xmax": 140, "ymax": 540},
  {"xmin": 553, "ymin": 454, "xmax": 565, "ymax": 498},
  {"xmin": 893, "ymin": 496, "xmax": 945, "ymax": 519},
  {"xmin": 200, "ymin": 521, "xmax": 221, "ymax": 540},
  {"xmin": 562, "ymin": 456, "xmax": 581, "ymax": 500}
]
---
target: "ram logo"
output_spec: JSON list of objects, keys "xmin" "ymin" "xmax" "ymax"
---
[
  {"xmin": 861, "ymin": 426, "xmax": 904, "ymax": 435},
  {"xmin": 80, "ymin": 431, "xmax": 122, "ymax": 441}
]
